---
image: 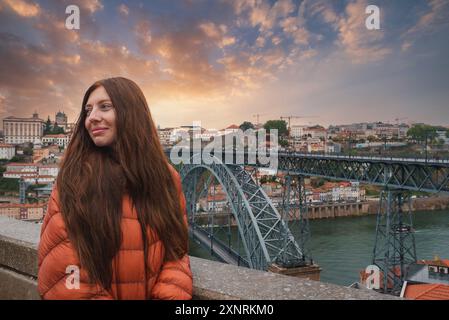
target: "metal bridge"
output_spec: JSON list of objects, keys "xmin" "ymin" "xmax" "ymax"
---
[{"xmin": 167, "ymin": 149, "xmax": 449, "ymax": 295}]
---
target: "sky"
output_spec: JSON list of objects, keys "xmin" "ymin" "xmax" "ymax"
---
[{"xmin": 0, "ymin": 0, "xmax": 448, "ymax": 130}]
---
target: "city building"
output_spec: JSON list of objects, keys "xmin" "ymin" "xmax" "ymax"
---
[
  {"xmin": 42, "ymin": 134, "xmax": 69, "ymax": 148},
  {"xmin": 436, "ymin": 130, "xmax": 449, "ymax": 145},
  {"xmin": 400, "ymin": 258, "xmax": 449, "ymax": 300},
  {"xmin": 0, "ymin": 203, "xmax": 47, "ymax": 221},
  {"xmin": 3, "ymin": 163, "xmax": 58, "ymax": 184},
  {"xmin": 55, "ymin": 111, "xmax": 68, "ymax": 130},
  {"xmin": 304, "ymin": 125, "xmax": 327, "ymax": 139},
  {"xmin": 224, "ymin": 124, "xmax": 240, "ymax": 135},
  {"xmin": 291, "ymin": 125, "xmax": 308, "ymax": 139},
  {"xmin": 158, "ymin": 127, "xmax": 174, "ymax": 146},
  {"xmin": 38, "ymin": 165, "xmax": 59, "ymax": 177},
  {"xmin": 0, "ymin": 143, "xmax": 15, "ymax": 160},
  {"xmin": 3, "ymin": 112, "xmax": 44, "ymax": 144}
]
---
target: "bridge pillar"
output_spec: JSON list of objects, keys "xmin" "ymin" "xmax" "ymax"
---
[
  {"xmin": 372, "ymin": 189, "xmax": 417, "ymax": 295},
  {"xmin": 275, "ymin": 174, "xmax": 321, "ymax": 280},
  {"xmin": 281, "ymin": 174, "xmax": 312, "ymax": 262}
]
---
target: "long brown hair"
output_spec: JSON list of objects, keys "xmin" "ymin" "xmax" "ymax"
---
[{"xmin": 57, "ymin": 77, "xmax": 188, "ymax": 290}]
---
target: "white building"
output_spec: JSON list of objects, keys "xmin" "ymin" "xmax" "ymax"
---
[
  {"xmin": 42, "ymin": 134, "xmax": 69, "ymax": 148},
  {"xmin": 38, "ymin": 165, "xmax": 59, "ymax": 177},
  {"xmin": 3, "ymin": 112, "xmax": 44, "ymax": 145},
  {"xmin": 436, "ymin": 130, "xmax": 449, "ymax": 144},
  {"xmin": 291, "ymin": 125, "xmax": 308, "ymax": 139},
  {"xmin": 158, "ymin": 128, "xmax": 174, "ymax": 146},
  {"xmin": 6, "ymin": 163, "xmax": 38, "ymax": 173},
  {"xmin": 0, "ymin": 143, "xmax": 15, "ymax": 160}
]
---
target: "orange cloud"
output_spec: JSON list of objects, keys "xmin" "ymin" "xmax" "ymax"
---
[
  {"xmin": 2, "ymin": 0, "xmax": 40, "ymax": 17},
  {"xmin": 337, "ymin": 0, "xmax": 391, "ymax": 63}
]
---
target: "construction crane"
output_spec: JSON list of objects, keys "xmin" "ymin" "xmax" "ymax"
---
[{"xmin": 280, "ymin": 115, "xmax": 318, "ymax": 137}]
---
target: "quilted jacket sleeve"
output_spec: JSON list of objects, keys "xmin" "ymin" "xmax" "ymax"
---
[
  {"xmin": 150, "ymin": 167, "xmax": 193, "ymax": 300},
  {"xmin": 38, "ymin": 186, "xmax": 114, "ymax": 300}
]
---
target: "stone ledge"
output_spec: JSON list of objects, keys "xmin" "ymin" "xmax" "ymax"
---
[{"xmin": 0, "ymin": 216, "xmax": 400, "ymax": 300}]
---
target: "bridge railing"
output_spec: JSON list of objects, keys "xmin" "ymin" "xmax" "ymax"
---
[
  {"xmin": 164, "ymin": 148, "xmax": 449, "ymax": 165},
  {"xmin": 0, "ymin": 216, "xmax": 400, "ymax": 300}
]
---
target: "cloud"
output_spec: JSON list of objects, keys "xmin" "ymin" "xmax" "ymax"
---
[
  {"xmin": 336, "ymin": 0, "xmax": 391, "ymax": 63},
  {"xmin": 118, "ymin": 3, "xmax": 129, "ymax": 17},
  {"xmin": 77, "ymin": 0, "xmax": 103, "ymax": 15},
  {"xmin": 401, "ymin": 0, "xmax": 449, "ymax": 51},
  {"xmin": 1, "ymin": 0, "xmax": 40, "ymax": 17}
]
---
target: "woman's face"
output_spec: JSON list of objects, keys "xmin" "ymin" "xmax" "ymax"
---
[{"xmin": 84, "ymin": 86, "xmax": 117, "ymax": 147}]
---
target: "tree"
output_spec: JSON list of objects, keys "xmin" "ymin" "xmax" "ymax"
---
[
  {"xmin": 446, "ymin": 130, "xmax": 449, "ymax": 139},
  {"xmin": 407, "ymin": 124, "xmax": 438, "ymax": 144},
  {"xmin": 44, "ymin": 116, "xmax": 52, "ymax": 135},
  {"xmin": 263, "ymin": 120, "xmax": 288, "ymax": 137},
  {"xmin": 239, "ymin": 121, "xmax": 255, "ymax": 131},
  {"xmin": 279, "ymin": 139, "xmax": 289, "ymax": 147},
  {"xmin": 52, "ymin": 123, "xmax": 64, "ymax": 134}
]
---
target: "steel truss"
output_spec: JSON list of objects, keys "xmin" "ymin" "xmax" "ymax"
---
[
  {"xmin": 281, "ymin": 174, "xmax": 312, "ymax": 265},
  {"xmin": 179, "ymin": 154, "xmax": 305, "ymax": 271},
  {"xmin": 372, "ymin": 189, "xmax": 417, "ymax": 296},
  {"xmin": 277, "ymin": 154, "xmax": 449, "ymax": 193}
]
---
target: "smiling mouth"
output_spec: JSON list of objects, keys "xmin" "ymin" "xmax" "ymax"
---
[{"xmin": 92, "ymin": 128, "xmax": 108, "ymax": 135}]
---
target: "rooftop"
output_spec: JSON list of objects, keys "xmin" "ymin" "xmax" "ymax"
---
[
  {"xmin": 403, "ymin": 283, "xmax": 449, "ymax": 300},
  {"xmin": 406, "ymin": 263, "xmax": 449, "ymax": 285}
]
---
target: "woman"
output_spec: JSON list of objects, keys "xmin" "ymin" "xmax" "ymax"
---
[{"xmin": 37, "ymin": 77, "xmax": 192, "ymax": 299}]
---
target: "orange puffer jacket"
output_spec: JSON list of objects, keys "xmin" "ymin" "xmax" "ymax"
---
[{"xmin": 37, "ymin": 167, "xmax": 193, "ymax": 300}]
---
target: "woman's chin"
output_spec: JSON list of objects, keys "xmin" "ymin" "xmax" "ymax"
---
[{"xmin": 93, "ymin": 137, "xmax": 113, "ymax": 147}]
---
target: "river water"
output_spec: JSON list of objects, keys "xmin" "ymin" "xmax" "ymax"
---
[{"xmin": 188, "ymin": 209, "xmax": 449, "ymax": 286}]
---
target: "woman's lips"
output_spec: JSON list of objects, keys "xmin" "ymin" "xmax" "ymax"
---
[{"xmin": 92, "ymin": 128, "xmax": 108, "ymax": 136}]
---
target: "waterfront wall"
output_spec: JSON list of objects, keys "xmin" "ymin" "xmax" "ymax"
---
[
  {"xmin": 194, "ymin": 196, "xmax": 449, "ymax": 226},
  {"xmin": 367, "ymin": 195, "xmax": 449, "ymax": 215},
  {"xmin": 0, "ymin": 216, "xmax": 399, "ymax": 300}
]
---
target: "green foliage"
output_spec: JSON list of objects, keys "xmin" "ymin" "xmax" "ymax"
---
[
  {"xmin": 44, "ymin": 116, "xmax": 52, "ymax": 135},
  {"xmin": 52, "ymin": 123, "xmax": 64, "ymax": 134},
  {"xmin": 0, "ymin": 178, "xmax": 19, "ymax": 192},
  {"xmin": 263, "ymin": 120, "xmax": 288, "ymax": 137},
  {"xmin": 10, "ymin": 155, "xmax": 26, "ymax": 162},
  {"xmin": 407, "ymin": 124, "xmax": 438, "ymax": 144},
  {"xmin": 239, "ymin": 121, "xmax": 255, "ymax": 131},
  {"xmin": 44, "ymin": 116, "xmax": 65, "ymax": 135},
  {"xmin": 279, "ymin": 139, "xmax": 289, "ymax": 147}
]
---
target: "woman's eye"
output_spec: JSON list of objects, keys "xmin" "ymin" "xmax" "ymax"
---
[{"xmin": 101, "ymin": 104, "xmax": 112, "ymax": 110}]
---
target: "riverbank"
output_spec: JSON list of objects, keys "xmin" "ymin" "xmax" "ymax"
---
[{"xmin": 305, "ymin": 195, "xmax": 449, "ymax": 220}]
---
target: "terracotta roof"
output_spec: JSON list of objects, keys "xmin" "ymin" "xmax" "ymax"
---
[
  {"xmin": 418, "ymin": 259, "xmax": 449, "ymax": 268},
  {"xmin": 3, "ymin": 171, "xmax": 36, "ymax": 175},
  {"xmin": 43, "ymin": 134, "xmax": 67, "ymax": 138},
  {"xmin": 0, "ymin": 203, "xmax": 46, "ymax": 208},
  {"xmin": 404, "ymin": 283, "xmax": 449, "ymax": 300},
  {"xmin": 226, "ymin": 124, "xmax": 240, "ymax": 130}
]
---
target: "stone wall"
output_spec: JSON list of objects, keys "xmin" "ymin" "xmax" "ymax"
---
[{"xmin": 0, "ymin": 216, "xmax": 399, "ymax": 300}]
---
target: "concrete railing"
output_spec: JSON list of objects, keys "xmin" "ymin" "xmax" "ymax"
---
[{"xmin": 0, "ymin": 216, "xmax": 399, "ymax": 300}]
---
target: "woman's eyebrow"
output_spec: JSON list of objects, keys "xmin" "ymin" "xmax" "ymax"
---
[{"xmin": 85, "ymin": 99, "xmax": 112, "ymax": 108}]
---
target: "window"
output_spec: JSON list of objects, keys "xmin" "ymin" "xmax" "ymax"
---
[
  {"xmin": 439, "ymin": 267, "xmax": 448, "ymax": 274},
  {"xmin": 429, "ymin": 266, "xmax": 438, "ymax": 273}
]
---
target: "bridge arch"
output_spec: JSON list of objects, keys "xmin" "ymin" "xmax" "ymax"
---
[{"xmin": 179, "ymin": 155, "xmax": 305, "ymax": 271}]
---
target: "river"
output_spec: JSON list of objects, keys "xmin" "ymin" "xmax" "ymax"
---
[{"xmin": 188, "ymin": 209, "xmax": 449, "ymax": 286}]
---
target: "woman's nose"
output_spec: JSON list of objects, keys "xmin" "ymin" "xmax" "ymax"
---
[{"xmin": 88, "ymin": 107, "xmax": 101, "ymax": 122}]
